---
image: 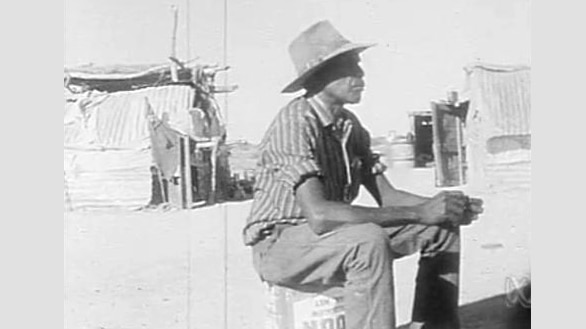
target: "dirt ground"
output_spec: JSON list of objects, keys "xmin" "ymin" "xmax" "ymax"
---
[{"xmin": 64, "ymin": 166, "xmax": 530, "ymax": 329}]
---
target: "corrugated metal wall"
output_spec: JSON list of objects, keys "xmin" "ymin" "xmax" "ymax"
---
[
  {"xmin": 64, "ymin": 85, "xmax": 196, "ymax": 210},
  {"xmin": 463, "ymin": 64, "xmax": 531, "ymax": 191},
  {"xmin": 466, "ymin": 65, "xmax": 531, "ymax": 139},
  {"xmin": 65, "ymin": 85, "xmax": 195, "ymax": 150},
  {"xmin": 64, "ymin": 149, "xmax": 153, "ymax": 210}
]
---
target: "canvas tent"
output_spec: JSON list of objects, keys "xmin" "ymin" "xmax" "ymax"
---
[
  {"xmin": 461, "ymin": 63, "xmax": 531, "ymax": 190},
  {"xmin": 64, "ymin": 63, "xmax": 235, "ymax": 210}
]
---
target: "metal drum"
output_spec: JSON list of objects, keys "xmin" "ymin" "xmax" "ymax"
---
[
  {"xmin": 389, "ymin": 139, "xmax": 415, "ymax": 169},
  {"xmin": 265, "ymin": 285, "xmax": 346, "ymax": 329}
]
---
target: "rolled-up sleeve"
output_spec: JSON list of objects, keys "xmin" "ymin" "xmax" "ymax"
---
[
  {"xmin": 278, "ymin": 157, "xmax": 321, "ymax": 189},
  {"xmin": 269, "ymin": 104, "xmax": 321, "ymax": 190}
]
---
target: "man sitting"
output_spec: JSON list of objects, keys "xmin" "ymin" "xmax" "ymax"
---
[{"xmin": 243, "ymin": 20, "xmax": 483, "ymax": 329}]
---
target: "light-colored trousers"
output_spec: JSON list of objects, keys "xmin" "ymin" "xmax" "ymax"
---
[{"xmin": 253, "ymin": 222, "xmax": 461, "ymax": 329}]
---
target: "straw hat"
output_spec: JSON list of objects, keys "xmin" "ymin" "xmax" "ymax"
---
[{"xmin": 282, "ymin": 20, "xmax": 375, "ymax": 93}]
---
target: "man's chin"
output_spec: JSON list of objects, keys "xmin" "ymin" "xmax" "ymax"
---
[{"xmin": 347, "ymin": 96, "xmax": 362, "ymax": 104}]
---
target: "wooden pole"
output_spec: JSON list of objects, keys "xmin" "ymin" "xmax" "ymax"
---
[
  {"xmin": 170, "ymin": 5, "xmax": 179, "ymax": 82},
  {"xmin": 183, "ymin": 136, "xmax": 193, "ymax": 208},
  {"xmin": 205, "ymin": 138, "xmax": 219, "ymax": 205},
  {"xmin": 179, "ymin": 136, "xmax": 186, "ymax": 208},
  {"xmin": 222, "ymin": 0, "xmax": 229, "ymax": 122},
  {"xmin": 185, "ymin": 0, "xmax": 191, "ymax": 60},
  {"xmin": 221, "ymin": 4, "xmax": 229, "ymax": 329}
]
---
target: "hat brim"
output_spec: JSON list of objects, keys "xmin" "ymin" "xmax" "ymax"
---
[{"xmin": 281, "ymin": 42, "xmax": 375, "ymax": 93}]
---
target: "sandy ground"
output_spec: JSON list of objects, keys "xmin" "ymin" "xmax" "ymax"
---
[{"xmin": 65, "ymin": 167, "xmax": 530, "ymax": 329}]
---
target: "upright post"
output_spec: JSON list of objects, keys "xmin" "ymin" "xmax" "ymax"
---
[
  {"xmin": 170, "ymin": 5, "xmax": 179, "ymax": 82},
  {"xmin": 183, "ymin": 136, "xmax": 193, "ymax": 208}
]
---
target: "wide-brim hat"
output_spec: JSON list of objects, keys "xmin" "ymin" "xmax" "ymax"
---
[{"xmin": 282, "ymin": 20, "xmax": 375, "ymax": 93}]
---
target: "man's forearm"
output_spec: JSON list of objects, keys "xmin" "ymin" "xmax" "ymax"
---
[
  {"xmin": 380, "ymin": 188, "xmax": 429, "ymax": 207},
  {"xmin": 376, "ymin": 175, "xmax": 430, "ymax": 207},
  {"xmin": 297, "ymin": 176, "xmax": 424, "ymax": 235},
  {"xmin": 308, "ymin": 200, "xmax": 421, "ymax": 234}
]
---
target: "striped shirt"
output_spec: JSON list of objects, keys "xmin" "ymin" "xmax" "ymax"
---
[{"xmin": 243, "ymin": 96, "xmax": 386, "ymax": 246}]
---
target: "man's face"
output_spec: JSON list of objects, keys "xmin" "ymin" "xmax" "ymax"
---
[{"xmin": 320, "ymin": 53, "xmax": 366, "ymax": 105}]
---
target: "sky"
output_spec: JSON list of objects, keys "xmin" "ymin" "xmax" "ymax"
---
[{"xmin": 65, "ymin": 0, "xmax": 531, "ymax": 143}]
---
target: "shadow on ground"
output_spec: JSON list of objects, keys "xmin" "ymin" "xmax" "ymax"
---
[{"xmin": 398, "ymin": 285, "xmax": 531, "ymax": 329}]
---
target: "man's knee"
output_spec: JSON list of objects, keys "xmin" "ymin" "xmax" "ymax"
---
[
  {"xmin": 341, "ymin": 223, "xmax": 393, "ymax": 274},
  {"xmin": 341, "ymin": 223, "xmax": 390, "ymax": 248}
]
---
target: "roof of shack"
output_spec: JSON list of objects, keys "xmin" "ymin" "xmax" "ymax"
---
[{"xmin": 64, "ymin": 62, "xmax": 197, "ymax": 92}]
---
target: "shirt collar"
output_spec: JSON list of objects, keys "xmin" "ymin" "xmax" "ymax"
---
[{"xmin": 307, "ymin": 95, "xmax": 342, "ymax": 127}]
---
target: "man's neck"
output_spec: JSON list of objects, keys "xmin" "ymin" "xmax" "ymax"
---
[{"xmin": 314, "ymin": 92, "xmax": 343, "ymax": 116}]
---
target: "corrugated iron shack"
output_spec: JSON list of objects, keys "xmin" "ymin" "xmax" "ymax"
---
[{"xmin": 64, "ymin": 62, "xmax": 237, "ymax": 210}]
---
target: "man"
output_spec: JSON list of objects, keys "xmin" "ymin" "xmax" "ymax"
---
[{"xmin": 243, "ymin": 20, "xmax": 483, "ymax": 329}]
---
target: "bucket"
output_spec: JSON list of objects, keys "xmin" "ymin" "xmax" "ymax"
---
[
  {"xmin": 389, "ymin": 140, "xmax": 415, "ymax": 169},
  {"xmin": 266, "ymin": 285, "xmax": 346, "ymax": 329}
]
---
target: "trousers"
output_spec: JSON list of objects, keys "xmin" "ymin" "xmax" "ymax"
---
[{"xmin": 252, "ymin": 222, "xmax": 461, "ymax": 329}]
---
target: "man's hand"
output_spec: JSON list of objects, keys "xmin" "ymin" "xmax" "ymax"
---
[
  {"xmin": 460, "ymin": 197, "xmax": 484, "ymax": 226},
  {"xmin": 417, "ymin": 191, "xmax": 474, "ymax": 226}
]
